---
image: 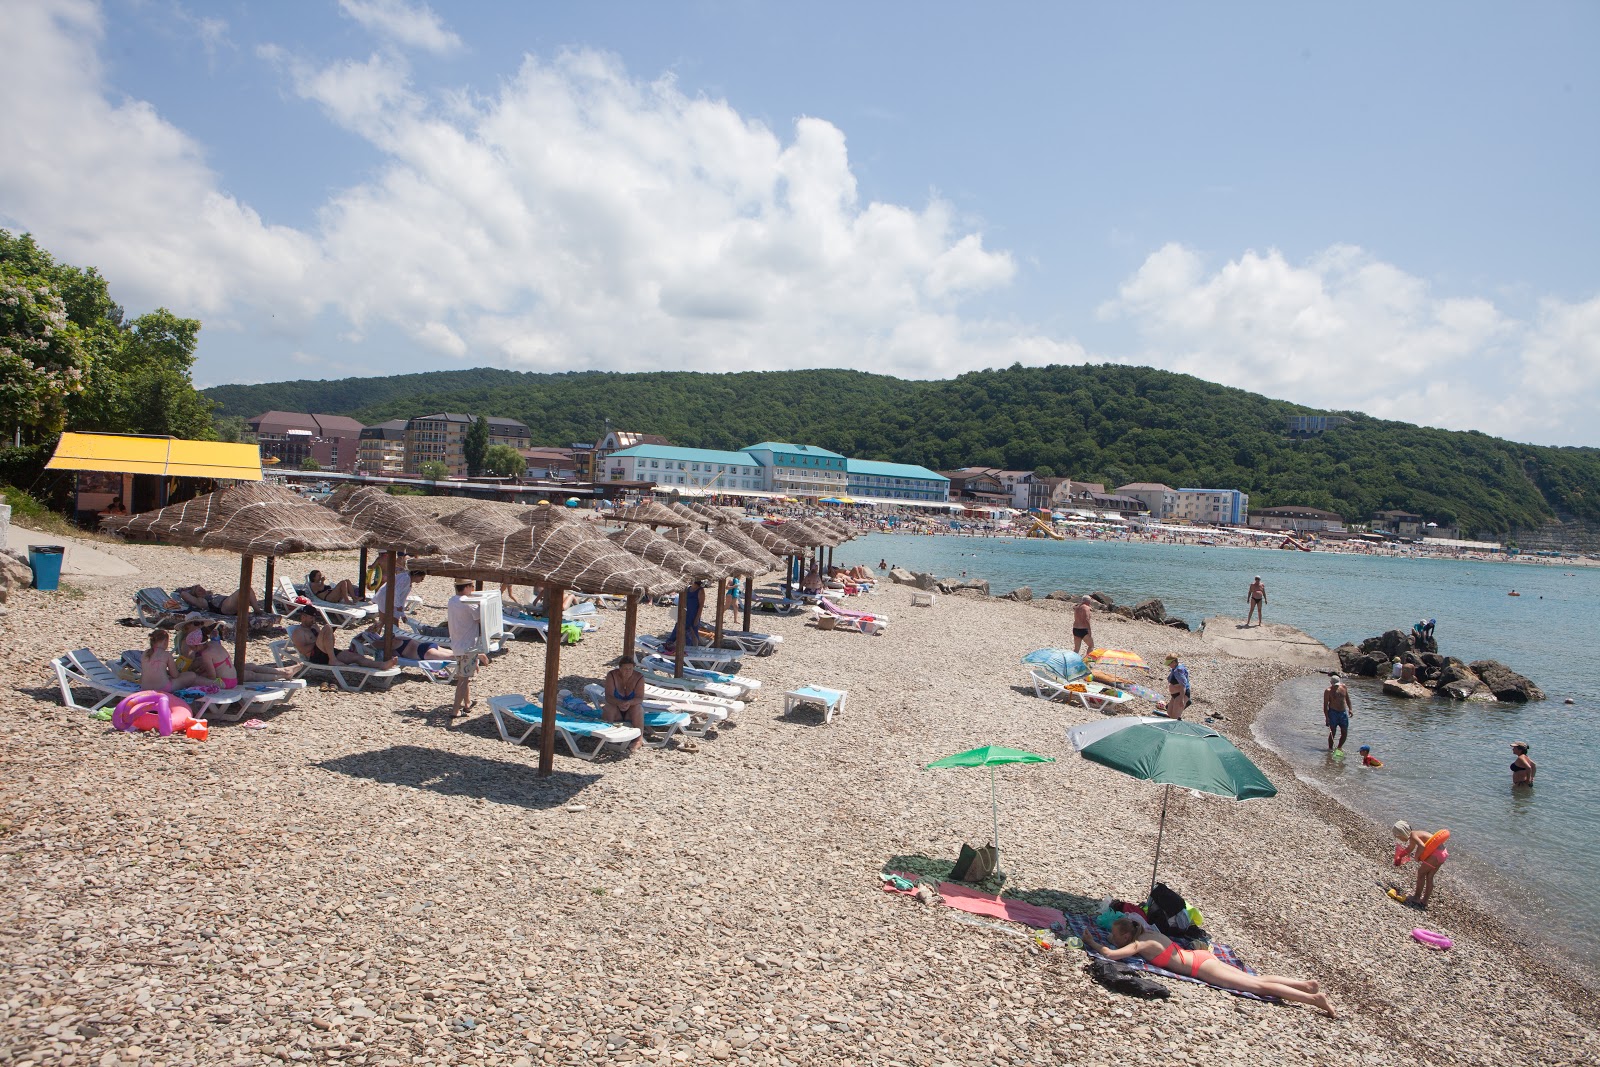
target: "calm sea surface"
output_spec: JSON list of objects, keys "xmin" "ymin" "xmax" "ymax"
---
[{"xmin": 849, "ymin": 532, "xmax": 1600, "ymax": 970}]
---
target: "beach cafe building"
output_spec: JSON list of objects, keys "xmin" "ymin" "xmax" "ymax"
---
[{"xmin": 45, "ymin": 431, "xmax": 263, "ymax": 525}]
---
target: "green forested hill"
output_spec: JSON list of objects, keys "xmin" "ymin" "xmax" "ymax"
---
[{"xmin": 205, "ymin": 364, "xmax": 1600, "ymax": 538}]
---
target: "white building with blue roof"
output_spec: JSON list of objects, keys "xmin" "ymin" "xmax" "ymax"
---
[
  {"xmin": 846, "ymin": 459, "xmax": 951, "ymax": 503},
  {"xmin": 742, "ymin": 442, "xmax": 849, "ymax": 497},
  {"xmin": 602, "ymin": 444, "xmax": 769, "ymax": 492}
]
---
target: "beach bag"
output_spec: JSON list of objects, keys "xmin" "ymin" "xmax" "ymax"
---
[
  {"xmin": 950, "ymin": 841, "xmax": 998, "ymax": 883},
  {"xmin": 1085, "ymin": 958, "xmax": 1169, "ymax": 999}
]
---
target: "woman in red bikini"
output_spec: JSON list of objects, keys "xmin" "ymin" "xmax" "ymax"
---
[{"xmin": 1083, "ymin": 917, "xmax": 1336, "ymax": 1017}]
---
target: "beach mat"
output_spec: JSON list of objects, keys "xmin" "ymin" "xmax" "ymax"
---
[
  {"xmin": 1052, "ymin": 914, "xmax": 1274, "ymax": 1002},
  {"xmin": 936, "ymin": 882, "xmax": 1065, "ymax": 929}
]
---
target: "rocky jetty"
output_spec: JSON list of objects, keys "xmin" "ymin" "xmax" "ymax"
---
[{"xmin": 1336, "ymin": 627, "xmax": 1543, "ymax": 703}]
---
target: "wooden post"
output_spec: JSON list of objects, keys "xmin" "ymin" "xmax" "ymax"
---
[
  {"xmin": 784, "ymin": 555, "xmax": 794, "ymax": 599},
  {"xmin": 713, "ymin": 577, "xmax": 727, "ymax": 648},
  {"xmin": 382, "ymin": 550, "xmax": 397, "ymax": 661},
  {"xmin": 475, "ymin": 579, "xmax": 484, "ymax": 591},
  {"xmin": 622, "ymin": 591, "xmax": 639, "ymax": 660},
  {"xmin": 357, "ymin": 546, "xmax": 369, "ymax": 598},
  {"xmin": 673, "ymin": 586, "xmax": 688, "ymax": 678},
  {"xmin": 742, "ymin": 571, "xmax": 753, "ymax": 633},
  {"xmin": 262, "ymin": 556, "xmax": 276, "ymax": 614},
  {"xmin": 538, "ymin": 584, "xmax": 565, "ymax": 777},
  {"xmin": 234, "ymin": 554, "xmax": 253, "ymax": 679}
]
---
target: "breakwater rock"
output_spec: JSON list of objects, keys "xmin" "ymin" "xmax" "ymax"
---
[{"xmin": 1336, "ymin": 628, "xmax": 1543, "ymax": 702}]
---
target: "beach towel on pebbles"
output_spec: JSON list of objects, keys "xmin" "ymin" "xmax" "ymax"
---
[{"xmin": 1052, "ymin": 914, "xmax": 1274, "ymax": 1002}]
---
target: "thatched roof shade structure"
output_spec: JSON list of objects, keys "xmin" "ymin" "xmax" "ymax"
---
[
  {"xmin": 609, "ymin": 501, "xmax": 691, "ymax": 528},
  {"xmin": 744, "ymin": 522, "xmax": 799, "ymax": 554},
  {"xmin": 324, "ymin": 486, "xmax": 473, "ymax": 556},
  {"xmin": 409, "ymin": 523, "xmax": 672, "ymax": 596},
  {"xmin": 608, "ymin": 525, "xmax": 726, "ymax": 582},
  {"xmin": 102, "ymin": 483, "xmax": 374, "ymax": 682},
  {"xmin": 104, "ymin": 482, "xmax": 373, "ymax": 554},
  {"xmin": 663, "ymin": 526, "xmax": 764, "ymax": 574},
  {"xmin": 436, "ymin": 506, "xmax": 526, "ymax": 542},
  {"xmin": 707, "ymin": 523, "xmax": 783, "ymax": 573}
]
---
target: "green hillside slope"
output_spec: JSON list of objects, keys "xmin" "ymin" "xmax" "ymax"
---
[{"xmin": 205, "ymin": 364, "xmax": 1600, "ymax": 538}]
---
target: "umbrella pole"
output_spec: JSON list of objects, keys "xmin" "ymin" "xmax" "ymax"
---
[
  {"xmin": 382, "ymin": 551, "xmax": 397, "ymax": 661},
  {"xmin": 622, "ymin": 592, "xmax": 639, "ymax": 661},
  {"xmin": 357, "ymin": 547, "xmax": 368, "ymax": 599},
  {"xmin": 262, "ymin": 556, "xmax": 275, "ymax": 614},
  {"xmin": 1150, "ymin": 784, "xmax": 1171, "ymax": 899},
  {"xmin": 673, "ymin": 587, "xmax": 687, "ymax": 679},
  {"xmin": 991, "ymin": 766, "xmax": 1001, "ymax": 873},
  {"xmin": 538, "ymin": 583, "xmax": 565, "ymax": 777},
  {"xmin": 741, "ymin": 571, "xmax": 752, "ymax": 633},
  {"xmin": 235, "ymin": 554, "xmax": 253, "ymax": 679},
  {"xmin": 713, "ymin": 577, "xmax": 726, "ymax": 649},
  {"xmin": 784, "ymin": 556, "xmax": 793, "ymax": 599}
]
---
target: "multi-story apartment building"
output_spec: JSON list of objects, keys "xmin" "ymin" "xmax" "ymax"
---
[
  {"xmin": 356, "ymin": 419, "xmax": 408, "ymax": 475},
  {"xmin": 247, "ymin": 411, "xmax": 364, "ymax": 472},
  {"xmin": 1116, "ymin": 482, "xmax": 1179, "ymax": 519},
  {"xmin": 844, "ymin": 459, "xmax": 950, "ymax": 503},
  {"xmin": 742, "ymin": 442, "xmax": 848, "ymax": 498},
  {"xmin": 1172, "ymin": 487, "xmax": 1250, "ymax": 525},
  {"xmin": 404, "ymin": 414, "xmax": 531, "ymax": 476},
  {"xmin": 602, "ymin": 445, "xmax": 768, "ymax": 491}
]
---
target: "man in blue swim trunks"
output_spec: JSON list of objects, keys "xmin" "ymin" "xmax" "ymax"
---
[{"xmin": 1323, "ymin": 674, "xmax": 1353, "ymax": 751}]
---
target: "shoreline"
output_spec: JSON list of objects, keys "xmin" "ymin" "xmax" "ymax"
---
[{"xmin": 2, "ymin": 529, "xmax": 1596, "ymax": 1063}]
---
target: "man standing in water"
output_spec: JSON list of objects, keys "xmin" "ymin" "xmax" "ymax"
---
[
  {"xmin": 1323, "ymin": 673, "xmax": 1353, "ymax": 752},
  {"xmin": 1246, "ymin": 576, "xmax": 1267, "ymax": 627},
  {"xmin": 1072, "ymin": 596, "xmax": 1095, "ymax": 654}
]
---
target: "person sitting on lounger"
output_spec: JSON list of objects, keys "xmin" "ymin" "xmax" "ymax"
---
[
  {"xmin": 601, "ymin": 656, "xmax": 646, "ymax": 752},
  {"xmin": 307, "ymin": 569, "xmax": 359, "ymax": 604},
  {"xmin": 140, "ymin": 629, "xmax": 207, "ymax": 692},
  {"xmin": 1083, "ymin": 917, "xmax": 1336, "ymax": 1017},
  {"xmin": 191, "ymin": 622, "xmax": 301, "ymax": 686},
  {"xmin": 175, "ymin": 584, "xmax": 259, "ymax": 615},
  {"xmin": 801, "ymin": 566, "xmax": 823, "ymax": 594},
  {"xmin": 291, "ymin": 608, "xmax": 396, "ymax": 670}
]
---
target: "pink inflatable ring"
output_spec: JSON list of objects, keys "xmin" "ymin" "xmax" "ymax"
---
[
  {"xmin": 1411, "ymin": 928, "xmax": 1453, "ymax": 950},
  {"xmin": 112, "ymin": 690, "xmax": 194, "ymax": 736}
]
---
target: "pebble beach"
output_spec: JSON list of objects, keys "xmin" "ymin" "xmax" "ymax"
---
[{"xmin": 2, "ymin": 531, "xmax": 1597, "ymax": 1066}]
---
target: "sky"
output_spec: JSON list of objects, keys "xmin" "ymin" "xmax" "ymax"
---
[{"xmin": 1, "ymin": 1, "xmax": 1597, "ymax": 446}]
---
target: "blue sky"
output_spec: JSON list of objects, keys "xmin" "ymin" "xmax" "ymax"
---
[{"xmin": 2, "ymin": 1, "xmax": 1597, "ymax": 444}]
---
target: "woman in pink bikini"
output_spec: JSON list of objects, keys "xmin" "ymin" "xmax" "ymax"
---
[{"xmin": 1083, "ymin": 917, "xmax": 1336, "ymax": 1017}]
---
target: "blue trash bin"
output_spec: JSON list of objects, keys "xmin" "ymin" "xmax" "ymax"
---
[{"xmin": 29, "ymin": 545, "xmax": 65, "ymax": 591}]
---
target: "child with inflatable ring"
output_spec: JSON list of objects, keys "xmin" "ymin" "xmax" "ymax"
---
[{"xmin": 1390, "ymin": 821, "xmax": 1449, "ymax": 909}]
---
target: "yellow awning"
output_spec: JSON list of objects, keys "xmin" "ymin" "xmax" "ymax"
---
[{"xmin": 46, "ymin": 432, "xmax": 263, "ymax": 481}]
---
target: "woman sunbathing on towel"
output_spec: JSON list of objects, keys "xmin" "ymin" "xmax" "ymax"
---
[{"xmin": 1083, "ymin": 917, "xmax": 1336, "ymax": 1017}]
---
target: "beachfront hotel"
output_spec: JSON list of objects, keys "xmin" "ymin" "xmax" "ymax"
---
[
  {"xmin": 403, "ymin": 414, "xmax": 532, "ymax": 476},
  {"xmin": 599, "ymin": 441, "xmax": 950, "ymax": 504}
]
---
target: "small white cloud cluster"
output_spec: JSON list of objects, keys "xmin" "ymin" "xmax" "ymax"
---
[{"xmin": 1101, "ymin": 243, "xmax": 1600, "ymax": 444}]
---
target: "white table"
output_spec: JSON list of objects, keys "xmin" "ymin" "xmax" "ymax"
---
[
  {"xmin": 784, "ymin": 686, "xmax": 848, "ymax": 724},
  {"xmin": 911, "ymin": 591, "xmax": 936, "ymax": 607}
]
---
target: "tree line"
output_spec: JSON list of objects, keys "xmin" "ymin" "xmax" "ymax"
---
[{"xmin": 207, "ymin": 363, "xmax": 1600, "ymax": 538}]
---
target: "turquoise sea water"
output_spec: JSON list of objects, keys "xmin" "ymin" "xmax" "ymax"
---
[{"xmin": 849, "ymin": 532, "xmax": 1600, "ymax": 970}]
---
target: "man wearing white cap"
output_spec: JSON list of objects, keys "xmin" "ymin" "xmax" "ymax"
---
[{"xmin": 1246, "ymin": 575, "xmax": 1267, "ymax": 627}]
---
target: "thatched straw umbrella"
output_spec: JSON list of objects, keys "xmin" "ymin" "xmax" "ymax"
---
[
  {"xmin": 103, "ymin": 483, "xmax": 374, "ymax": 678},
  {"xmin": 436, "ymin": 506, "xmax": 526, "ymax": 542},
  {"xmin": 661, "ymin": 527, "xmax": 769, "ymax": 661},
  {"xmin": 705, "ymin": 523, "xmax": 783, "ymax": 633},
  {"xmin": 610, "ymin": 501, "xmax": 692, "ymax": 529},
  {"xmin": 607, "ymin": 525, "xmax": 728, "ymax": 662},
  {"xmin": 410, "ymin": 523, "xmax": 673, "ymax": 776},
  {"xmin": 323, "ymin": 486, "xmax": 474, "ymax": 660},
  {"xmin": 666, "ymin": 500, "xmax": 730, "ymax": 526}
]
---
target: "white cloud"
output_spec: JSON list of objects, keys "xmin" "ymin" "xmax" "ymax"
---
[
  {"xmin": 338, "ymin": 0, "xmax": 462, "ymax": 56},
  {"xmin": 0, "ymin": 0, "xmax": 319, "ymax": 318},
  {"xmin": 1097, "ymin": 242, "xmax": 1600, "ymax": 444}
]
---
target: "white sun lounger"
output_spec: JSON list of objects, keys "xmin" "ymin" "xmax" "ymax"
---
[
  {"xmin": 348, "ymin": 633, "xmax": 455, "ymax": 683},
  {"xmin": 638, "ymin": 654, "xmax": 761, "ymax": 698},
  {"xmin": 270, "ymin": 639, "xmax": 399, "ymax": 692},
  {"xmin": 1028, "ymin": 669, "xmax": 1134, "ymax": 713},
  {"xmin": 635, "ymin": 662, "xmax": 744, "ymax": 701},
  {"xmin": 486, "ymin": 695, "xmax": 641, "ymax": 759},
  {"xmin": 113, "ymin": 650, "xmax": 303, "ymax": 721},
  {"xmin": 642, "ymin": 683, "xmax": 744, "ymax": 719},
  {"xmin": 698, "ymin": 626, "xmax": 783, "ymax": 656},
  {"xmin": 580, "ymin": 683, "xmax": 727, "ymax": 738},
  {"xmin": 634, "ymin": 634, "xmax": 745, "ymax": 671},
  {"xmin": 559, "ymin": 690, "xmax": 690, "ymax": 748},
  {"xmin": 133, "ymin": 587, "xmax": 267, "ymax": 630},
  {"xmin": 274, "ymin": 575, "xmax": 375, "ymax": 628}
]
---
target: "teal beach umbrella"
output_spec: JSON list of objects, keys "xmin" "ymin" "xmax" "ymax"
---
[
  {"xmin": 925, "ymin": 745, "xmax": 1055, "ymax": 873},
  {"xmin": 1079, "ymin": 720, "xmax": 1276, "ymax": 894},
  {"xmin": 1022, "ymin": 648, "xmax": 1089, "ymax": 681}
]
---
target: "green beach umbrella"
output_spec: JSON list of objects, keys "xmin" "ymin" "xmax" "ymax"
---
[
  {"xmin": 1079, "ymin": 720, "xmax": 1276, "ymax": 894},
  {"xmin": 925, "ymin": 746, "xmax": 1055, "ymax": 874}
]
